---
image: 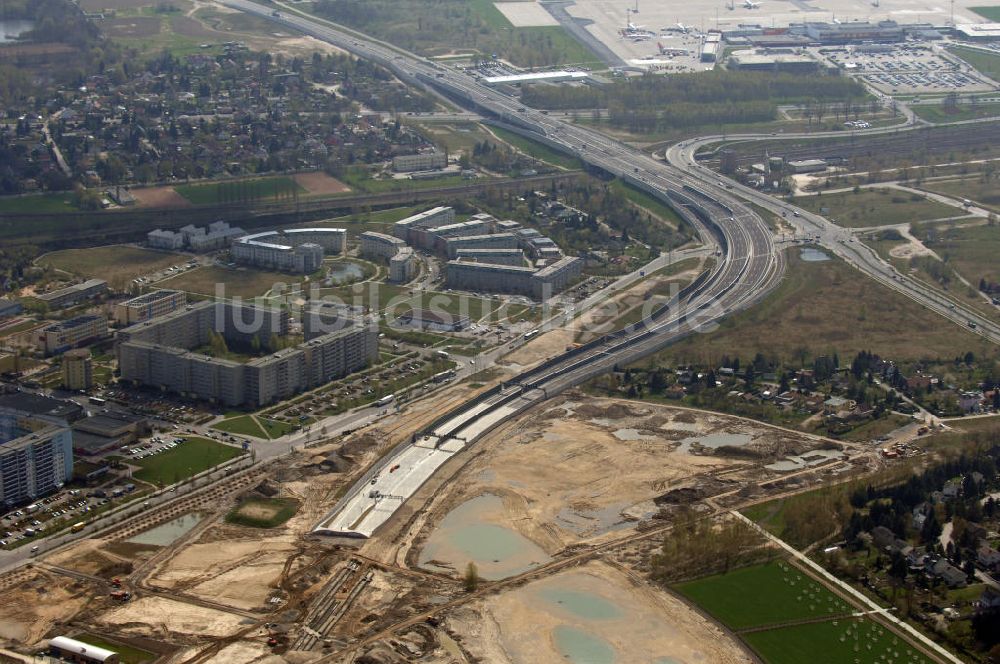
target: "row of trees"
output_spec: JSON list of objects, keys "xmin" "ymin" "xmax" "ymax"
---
[{"xmin": 523, "ymin": 70, "xmax": 867, "ymax": 110}]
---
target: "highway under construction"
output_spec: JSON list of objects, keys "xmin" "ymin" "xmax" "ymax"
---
[{"xmin": 217, "ymin": 0, "xmax": 784, "ymax": 540}]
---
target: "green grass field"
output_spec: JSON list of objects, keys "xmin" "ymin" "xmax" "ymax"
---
[
  {"xmin": 674, "ymin": 561, "xmax": 850, "ymax": 629},
  {"xmin": 972, "ymin": 6, "xmax": 1000, "ymax": 20},
  {"xmin": 912, "ymin": 101, "xmax": 1000, "ymax": 124},
  {"xmin": 654, "ymin": 248, "xmax": 1000, "ymax": 366},
  {"xmin": 174, "ymin": 176, "xmax": 305, "ymax": 205},
  {"xmin": 743, "ymin": 617, "xmax": 934, "ymax": 664},
  {"xmin": 931, "ymin": 222, "xmax": 1000, "ymax": 285},
  {"xmin": 226, "ymin": 497, "xmax": 300, "ymax": 528},
  {"xmin": 949, "ymin": 45, "xmax": 1000, "ymax": 79},
  {"xmin": 132, "ymin": 436, "xmax": 242, "ymax": 486},
  {"xmin": 339, "ymin": 166, "xmax": 474, "ymax": 194},
  {"xmin": 922, "ymin": 177, "xmax": 1000, "ymax": 214},
  {"xmin": 792, "ymin": 188, "xmax": 959, "ymax": 228},
  {"xmin": 158, "ymin": 264, "xmax": 296, "ymax": 298},
  {"xmin": 75, "ymin": 634, "xmax": 156, "ymax": 664},
  {"xmin": 213, "ymin": 415, "xmax": 296, "ymax": 439},
  {"xmin": 38, "ymin": 245, "xmax": 185, "ymax": 286},
  {"xmin": 610, "ymin": 179, "xmax": 686, "ymax": 229},
  {"xmin": 489, "ymin": 126, "xmax": 584, "ymax": 171},
  {"xmin": 0, "ymin": 193, "xmax": 76, "ymax": 214}
]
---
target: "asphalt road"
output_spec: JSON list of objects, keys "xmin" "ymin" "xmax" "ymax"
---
[{"xmin": 225, "ymin": 0, "xmax": 786, "ymax": 536}]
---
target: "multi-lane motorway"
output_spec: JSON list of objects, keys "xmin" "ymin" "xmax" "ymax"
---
[
  {"xmin": 216, "ymin": 0, "xmax": 787, "ymax": 537},
  {"xmin": 666, "ymin": 136, "xmax": 1000, "ymax": 345}
]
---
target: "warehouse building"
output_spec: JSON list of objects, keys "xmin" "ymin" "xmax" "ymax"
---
[
  {"xmin": 39, "ymin": 315, "xmax": 109, "ymax": 355},
  {"xmin": 728, "ymin": 50, "xmax": 820, "ymax": 72},
  {"xmin": 71, "ymin": 411, "xmax": 149, "ymax": 457},
  {"xmin": 114, "ymin": 290, "xmax": 186, "ymax": 326},
  {"xmin": 0, "ymin": 407, "xmax": 74, "ymax": 508},
  {"xmin": 787, "ymin": 159, "xmax": 828, "ymax": 174},
  {"xmin": 37, "ymin": 279, "xmax": 107, "ymax": 310}
]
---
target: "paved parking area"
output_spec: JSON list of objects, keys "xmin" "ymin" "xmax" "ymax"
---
[{"xmin": 821, "ymin": 44, "xmax": 998, "ymax": 94}]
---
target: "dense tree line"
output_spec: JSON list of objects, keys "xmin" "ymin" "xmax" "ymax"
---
[
  {"xmin": 524, "ymin": 70, "xmax": 867, "ymax": 110},
  {"xmin": 521, "ymin": 71, "xmax": 867, "ymax": 133}
]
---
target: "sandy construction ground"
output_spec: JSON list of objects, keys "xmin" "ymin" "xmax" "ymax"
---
[
  {"xmin": 97, "ymin": 596, "xmax": 246, "ymax": 638},
  {"xmin": 132, "ymin": 186, "xmax": 191, "ymax": 209},
  {"xmin": 0, "ymin": 568, "xmax": 95, "ymax": 645},
  {"xmin": 887, "ymin": 224, "xmax": 941, "ymax": 261},
  {"xmin": 145, "ymin": 478, "xmax": 335, "ymax": 611},
  {"xmin": 294, "ymin": 171, "xmax": 351, "ymax": 196},
  {"xmin": 448, "ymin": 561, "xmax": 752, "ymax": 664},
  {"xmin": 494, "ymin": 1, "xmax": 560, "ymax": 26},
  {"xmin": 412, "ymin": 397, "xmax": 763, "ymax": 555}
]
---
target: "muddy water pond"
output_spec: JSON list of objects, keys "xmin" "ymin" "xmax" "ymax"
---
[
  {"xmin": 126, "ymin": 512, "xmax": 204, "ymax": 547},
  {"xmin": 418, "ymin": 494, "xmax": 551, "ymax": 579}
]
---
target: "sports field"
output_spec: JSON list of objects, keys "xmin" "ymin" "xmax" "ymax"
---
[
  {"xmin": 675, "ymin": 561, "xmax": 933, "ymax": 664},
  {"xmin": 174, "ymin": 176, "xmax": 305, "ymax": 205},
  {"xmin": 744, "ymin": 617, "xmax": 934, "ymax": 664},
  {"xmin": 674, "ymin": 561, "xmax": 850, "ymax": 629}
]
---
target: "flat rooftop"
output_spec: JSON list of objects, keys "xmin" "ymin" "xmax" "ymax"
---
[{"xmin": 483, "ymin": 70, "xmax": 590, "ymax": 84}]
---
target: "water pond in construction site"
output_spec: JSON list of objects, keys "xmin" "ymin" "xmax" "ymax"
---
[
  {"xmin": 418, "ymin": 494, "xmax": 551, "ymax": 579},
  {"xmin": 677, "ymin": 432, "xmax": 753, "ymax": 453},
  {"xmin": 126, "ymin": 512, "xmax": 205, "ymax": 547},
  {"xmin": 517, "ymin": 572, "xmax": 692, "ymax": 664}
]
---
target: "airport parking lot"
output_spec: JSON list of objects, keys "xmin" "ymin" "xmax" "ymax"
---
[{"xmin": 822, "ymin": 45, "xmax": 998, "ymax": 94}]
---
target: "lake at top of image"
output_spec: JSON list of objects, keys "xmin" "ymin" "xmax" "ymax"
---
[{"xmin": 418, "ymin": 494, "xmax": 551, "ymax": 579}]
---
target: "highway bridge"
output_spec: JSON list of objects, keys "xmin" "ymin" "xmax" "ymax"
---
[{"xmin": 219, "ymin": 0, "xmax": 782, "ymax": 538}]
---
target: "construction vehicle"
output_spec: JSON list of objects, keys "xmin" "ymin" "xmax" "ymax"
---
[{"xmin": 110, "ymin": 590, "xmax": 131, "ymax": 601}]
